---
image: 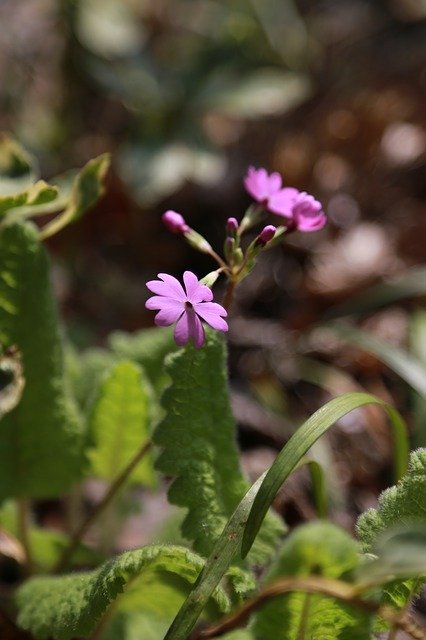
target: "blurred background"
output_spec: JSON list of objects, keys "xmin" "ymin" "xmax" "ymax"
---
[{"xmin": 1, "ymin": 0, "xmax": 425, "ymax": 531}]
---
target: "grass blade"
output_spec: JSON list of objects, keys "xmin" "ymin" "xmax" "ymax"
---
[{"xmin": 241, "ymin": 392, "xmax": 408, "ymax": 559}]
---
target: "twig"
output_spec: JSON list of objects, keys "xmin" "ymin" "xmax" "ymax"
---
[
  {"xmin": 222, "ymin": 280, "xmax": 236, "ymax": 311},
  {"xmin": 54, "ymin": 440, "xmax": 152, "ymax": 573}
]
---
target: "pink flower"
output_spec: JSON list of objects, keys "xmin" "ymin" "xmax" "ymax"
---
[
  {"xmin": 145, "ymin": 271, "xmax": 228, "ymax": 348},
  {"xmin": 256, "ymin": 224, "xmax": 276, "ymax": 246},
  {"xmin": 244, "ymin": 166, "xmax": 327, "ymax": 232},
  {"xmin": 162, "ymin": 210, "xmax": 189, "ymax": 234},
  {"xmin": 244, "ymin": 166, "xmax": 299, "ymax": 216},
  {"xmin": 290, "ymin": 192, "xmax": 327, "ymax": 232}
]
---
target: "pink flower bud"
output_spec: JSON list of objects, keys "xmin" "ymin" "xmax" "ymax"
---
[
  {"xmin": 256, "ymin": 224, "xmax": 276, "ymax": 246},
  {"xmin": 226, "ymin": 217, "xmax": 239, "ymax": 235},
  {"xmin": 162, "ymin": 210, "xmax": 189, "ymax": 235}
]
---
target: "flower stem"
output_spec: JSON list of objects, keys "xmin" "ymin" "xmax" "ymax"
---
[
  {"xmin": 17, "ymin": 498, "xmax": 33, "ymax": 575},
  {"xmin": 222, "ymin": 279, "xmax": 236, "ymax": 311},
  {"xmin": 54, "ymin": 440, "xmax": 152, "ymax": 574}
]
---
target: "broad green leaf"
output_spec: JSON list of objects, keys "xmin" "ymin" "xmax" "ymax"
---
[
  {"xmin": 242, "ymin": 393, "xmax": 408, "ymax": 559},
  {"xmin": 0, "ymin": 181, "xmax": 58, "ymax": 216},
  {"xmin": 66, "ymin": 346, "xmax": 116, "ymax": 415},
  {"xmin": 109, "ymin": 326, "xmax": 176, "ymax": 394},
  {"xmin": 252, "ymin": 522, "xmax": 373, "ymax": 640},
  {"xmin": 0, "ymin": 502, "xmax": 100, "ymax": 572},
  {"xmin": 0, "ymin": 222, "xmax": 84, "ymax": 499},
  {"xmin": 39, "ymin": 153, "xmax": 110, "ymax": 240},
  {"xmin": 154, "ymin": 331, "xmax": 284, "ymax": 560},
  {"xmin": 357, "ymin": 449, "xmax": 426, "ymax": 551},
  {"xmin": 0, "ymin": 134, "xmax": 37, "ymax": 196},
  {"xmin": 16, "ymin": 545, "xmax": 231, "ymax": 640},
  {"xmin": 321, "ymin": 323, "xmax": 426, "ymax": 398},
  {"xmin": 357, "ymin": 524, "xmax": 426, "ymax": 585},
  {"xmin": 88, "ymin": 360, "xmax": 155, "ymax": 487},
  {"xmin": 325, "ymin": 267, "xmax": 426, "ymax": 318}
]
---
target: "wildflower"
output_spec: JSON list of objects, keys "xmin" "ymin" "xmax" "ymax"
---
[
  {"xmin": 286, "ymin": 192, "xmax": 327, "ymax": 232},
  {"xmin": 162, "ymin": 210, "xmax": 189, "ymax": 234},
  {"xmin": 244, "ymin": 167, "xmax": 326, "ymax": 232},
  {"xmin": 226, "ymin": 217, "xmax": 239, "ymax": 236},
  {"xmin": 244, "ymin": 166, "xmax": 297, "ymax": 213},
  {"xmin": 145, "ymin": 271, "xmax": 228, "ymax": 348}
]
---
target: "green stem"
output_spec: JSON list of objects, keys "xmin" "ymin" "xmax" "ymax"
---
[
  {"xmin": 54, "ymin": 440, "xmax": 152, "ymax": 573},
  {"xmin": 17, "ymin": 498, "xmax": 33, "ymax": 575}
]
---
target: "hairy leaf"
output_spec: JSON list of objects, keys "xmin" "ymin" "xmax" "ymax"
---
[
  {"xmin": 0, "ymin": 222, "xmax": 83, "ymax": 499},
  {"xmin": 39, "ymin": 153, "xmax": 110, "ymax": 240},
  {"xmin": 252, "ymin": 522, "xmax": 373, "ymax": 640},
  {"xmin": 88, "ymin": 360, "xmax": 155, "ymax": 486},
  {"xmin": 357, "ymin": 449, "xmax": 426, "ymax": 611},
  {"xmin": 357, "ymin": 449, "xmax": 426, "ymax": 550},
  {"xmin": 154, "ymin": 331, "xmax": 284, "ymax": 560},
  {"xmin": 16, "ymin": 545, "xmax": 231, "ymax": 640}
]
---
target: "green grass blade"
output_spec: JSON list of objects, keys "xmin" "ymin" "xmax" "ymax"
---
[
  {"xmin": 322, "ymin": 323, "xmax": 426, "ymax": 398},
  {"xmin": 324, "ymin": 267, "xmax": 426, "ymax": 318},
  {"xmin": 241, "ymin": 392, "xmax": 408, "ymax": 559}
]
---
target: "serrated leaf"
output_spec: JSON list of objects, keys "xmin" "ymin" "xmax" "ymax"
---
[
  {"xmin": 39, "ymin": 153, "xmax": 110, "ymax": 240},
  {"xmin": 66, "ymin": 346, "xmax": 117, "ymax": 414},
  {"xmin": 0, "ymin": 134, "xmax": 37, "ymax": 196},
  {"xmin": 0, "ymin": 221, "xmax": 84, "ymax": 499},
  {"xmin": 88, "ymin": 360, "xmax": 155, "ymax": 487},
  {"xmin": 252, "ymin": 522, "xmax": 373, "ymax": 640},
  {"xmin": 242, "ymin": 393, "xmax": 408, "ymax": 559},
  {"xmin": 357, "ymin": 449, "xmax": 426, "ymax": 612},
  {"xmin": 154, "ymin": 331, "xmax": 284, "ymax": 561},
  {"xmin": 16, "ymin": 545, "xmax": 231, "ymax": 640}
]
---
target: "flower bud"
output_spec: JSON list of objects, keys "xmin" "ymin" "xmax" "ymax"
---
[
  {"xmin": 162, "ymin": 210, "xmax": 189, "ymax": 235},
  {"xmin": 226, "ymin": 217, "xmax": 239, "ymax": 236},
  {"xmin": 255, "ymin": 225, "xmax": 276, "ymax": 247},
  {"xmin": 199, "ymin": 269, "xmax": 221, "ymax": 287}
]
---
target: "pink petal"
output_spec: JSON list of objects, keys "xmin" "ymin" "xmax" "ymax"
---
[
  {"xmin": 266, "ymin": 172, "xmax": 282, "ymax": 195},
  {"xmin": 145, "ymin": 297, "xmax": 184, "ymax": 324},
  {"xmin": 145, "ymin": 295, "xmax": 176, "ymax": 310},
  {"xmin": 297, "ymin": 212, "xmax": 327, "ymax": 232},
  {"xmin": 244, "ymin": 167, "xmax": 268, "ymax": 201},
  {"xmin": 183, "ymin": 271, "xmax": 213, "ymax": 303},
  {"xmin": 194, "ymin": 302, "xmax": 228, "ymax": 332},
  {"xmin": 174, "ymin": 309, "xmax": 205, "ymax": 348},
  {"xmin": 146, "ymin": 274, "xmax": 186, "ymax": 300},
  {"xmin": 268, "ymin": 187, "xmax": 299, "ymax": 217},
  {"xmin": 155, "ymin": 308, "xmax": 184, "ymax": 327}
]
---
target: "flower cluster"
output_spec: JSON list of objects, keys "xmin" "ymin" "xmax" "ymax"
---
[
  {"xmin": 146, "ymin": 166, "xmax": 327, "ymax": 347},
  {"xmin": 244, "ymin": 166, "xmax": 326, "ymax": 232}
]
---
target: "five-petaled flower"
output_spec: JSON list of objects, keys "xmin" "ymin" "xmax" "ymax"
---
[
  {"xmin": 244, "ymin": 166, "xmax": 326, "ymax": 232},
  {"xmin": 145, "ymin": 271, "xmax": 228, "ymax": 348}
]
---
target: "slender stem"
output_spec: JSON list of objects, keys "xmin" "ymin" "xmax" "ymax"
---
[
  {"xmin": 17, "ymin": 498, "xmax": 33, "ymax": 575},
  {"xmin": 208, "ymin": 248, "xmax": 228, "ymax": 271},
  {"xmin": 54, "ymin": 440, "xmax": 152, "ymax": 574},
  {"xmin": 222, "ymin": 280, "xmax": 236, "ymax": 311},
  {"xmin": 194, "ymin": 576, "xmax": 426, "ymax": 640}
]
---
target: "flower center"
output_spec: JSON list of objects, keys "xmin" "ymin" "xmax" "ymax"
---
[{"xmin": 185, "ymin": 300, "xmax": 193, "ymax": 309}]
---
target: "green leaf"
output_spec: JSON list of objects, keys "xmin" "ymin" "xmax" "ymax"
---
[
  {"xmin": 16, "ymin": 545, "xmax": 231, "ymax": 640},
  {"xmin": 357, "ymin": 448, "xmax": 426, "ymax": 551},
  {"xmin": 0, "ymin": 347, "xmax": 25, "ymax": 416},
  {"xmin": 0, "ymin": 222, "xmax": 84, "ymax": 499},
  {"xmin": 88, "ymin": 360, "xmax": 155, "ymax": 487},
  {"xmin": 410, "ymin": 309, "xmax": 426, "ymax": 446},
  {"xmin": 66, "ymin": 346, "xmax": 117, "ymax": 415},
  {"xmin": 0, "ymin": 134, "xmax": 37, "ymax": 196},
  {"xmin": 39, "ymin": 153, "xmax": 110, "ymax": 240},
  {"xmin": 242, "ymin": 392, "xmax": 408, "ymax": 559},
  {"xmin": 154, "ymin": 331, "xmax": 284, "ymax": 560},
  {"xmin": 252, "ymin": 522, "xmax": 373, "ymax": 640},
  {"xmin": 109, "ymin": 326, "xmax": 176, "ymax": 394},
  {"xmin": 321, "ymin": 323, "xmax": 426, "ymax": 398}
]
